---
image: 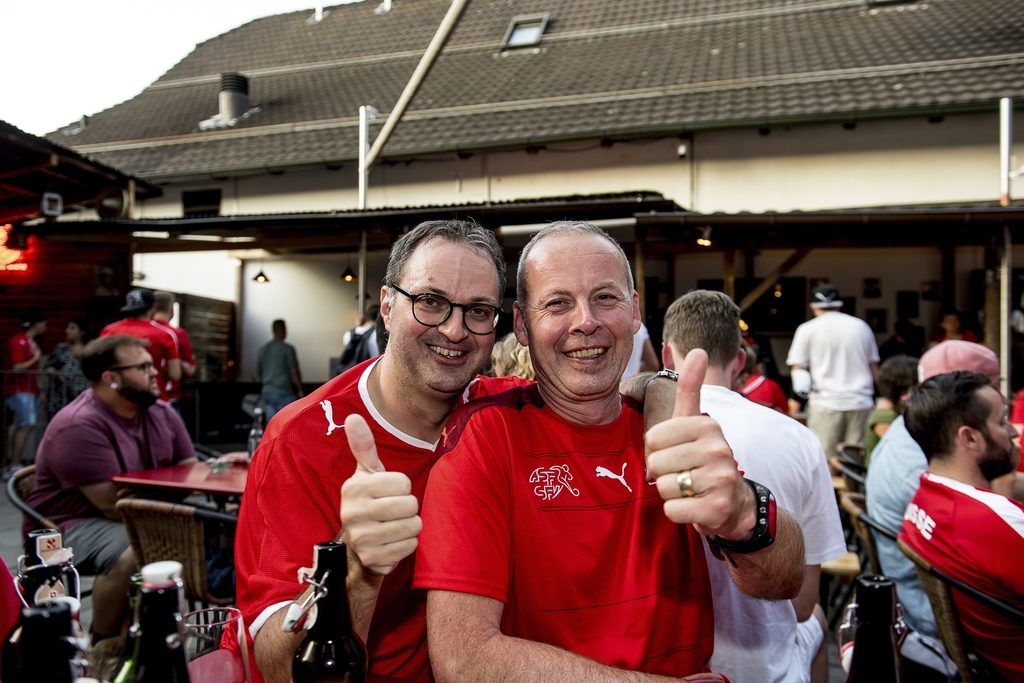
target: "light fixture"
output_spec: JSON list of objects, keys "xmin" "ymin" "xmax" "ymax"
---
[
  {"xmin": 252, "ymin": 258, "xmax": 269, "ymax": 283},
  {"xmin": 696, "ymin": 226, "xmax": 712, "ymax": 247},
  {"xmin": 340, "ymin": 254, "xmax": 357, "ymax": 282}
]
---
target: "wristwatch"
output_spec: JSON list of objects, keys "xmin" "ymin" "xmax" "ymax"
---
[{"xmin": 708, "ymin": 478, "xmax": 777, "ymax": 566}]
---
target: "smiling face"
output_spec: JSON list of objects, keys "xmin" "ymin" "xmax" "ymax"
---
[
  {"xmin": 514, "ymin": 232, "xmax": 640, "ymax": 423},
  {"xmin": 381, "ymin": 237, "xmax": 501, "ymax": 399}
]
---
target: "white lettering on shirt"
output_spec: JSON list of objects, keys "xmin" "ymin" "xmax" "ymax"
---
[{"xmin": 904, "ymin": 502, "xmax": 937, "ymax": 540}]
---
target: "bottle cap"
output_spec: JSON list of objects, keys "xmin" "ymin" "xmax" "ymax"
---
[
  {"xmin": 141, "ymin": 561, "xmax": 183, "ymax": 587},
  {"xmin": 854, "ymin": 574, "xmax": 897, "ymax": 624}
]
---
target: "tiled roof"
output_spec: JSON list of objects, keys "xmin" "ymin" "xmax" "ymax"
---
[{"xmin": 52, "ymin": 0, "xmax": 1024, "ymax": 179}]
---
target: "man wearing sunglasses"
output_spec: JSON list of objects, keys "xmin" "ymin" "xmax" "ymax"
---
[
  {"xmin": 26, "ymin": 334, "xmax": 197, "ymax": 678},
  {"xmin": 237, "ymin": 220, "xmax": 514, "ymax": 683}
]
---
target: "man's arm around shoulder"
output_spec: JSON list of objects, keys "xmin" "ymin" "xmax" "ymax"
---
[{"xmin": 427, "ymin": 591, "xmax": 712, "ymax": 683}]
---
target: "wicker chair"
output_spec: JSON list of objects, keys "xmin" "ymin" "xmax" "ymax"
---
[
  {"xmin": 839, "ymin": 492, "xmax": 897, "ymax": 575},
  {"xmin": 897, "ymin": 537, "xmax": 1024, "ymax": 683},
  {"xmin": 116, "ymin": 498, "xmax": 237, "ymax": 608},
  {"xmin": 5, "ymin": 465, "xmax": 62, "ymax": 534}
]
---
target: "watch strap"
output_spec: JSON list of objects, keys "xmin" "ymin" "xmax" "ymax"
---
[{"xmin": 708, "ymin": 478, "xmax": 777, "ymax": 566}]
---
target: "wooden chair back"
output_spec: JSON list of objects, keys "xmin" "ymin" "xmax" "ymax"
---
[{"xmin": 117, "ymin": 498, "xmax": 236, "ymax": 607}]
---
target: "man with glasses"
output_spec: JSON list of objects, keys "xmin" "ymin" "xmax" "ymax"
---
[
  {"xmin": 236, "ymin": 220, "xmax": 513, "ymax": 683},
  {"xmin": 26, "ymin": 335, "xmax": 196, "ymax": 679}
]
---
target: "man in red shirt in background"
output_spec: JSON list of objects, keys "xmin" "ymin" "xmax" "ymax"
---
[
  {"xmin": 5, "ymin": 308, "xmax": 46, "ymax": 479},
  {"xmin": 100, "ymin": 289, "xmax": 180, "ymax": 402},
  {"xmin": 152, "ymin": 291, "xmax": 196, "ymax": 413},
  {"xmin": 900, "ymin": 370, "xmax": 1024, "ymax": 683}
]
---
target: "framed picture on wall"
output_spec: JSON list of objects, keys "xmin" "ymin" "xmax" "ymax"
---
[
  {"xmin": 863, "ymin": 278, "xmax": 881, "ymax": 299},
  {"xmin": 865, "ymin": 308, "xmax": 888, "ymax": 333}
]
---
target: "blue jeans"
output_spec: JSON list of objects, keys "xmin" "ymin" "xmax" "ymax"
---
[
  {"xmin": 261, "ymin": 389, "xmax": 296, "ymax": 424},
  {"xmin": 5, "ymin": 393, "xmax": 37, "ymax": 428}
]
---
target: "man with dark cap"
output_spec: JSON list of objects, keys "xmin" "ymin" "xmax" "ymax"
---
[
  {"xmin": 4, "ymin": 308, "xmax": 46, "ymax": 478},
  {"xmin": 786, "ymin": 283, "xmax": 879, "ymax": 460},
  {"xmin": 100, "ymin": 288, "xmax": 181, "ymax": 403}
]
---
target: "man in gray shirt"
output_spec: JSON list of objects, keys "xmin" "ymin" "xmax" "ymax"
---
[{"xmin": 257, "ymin": 319, "xmax": 303, "ymax": 423}]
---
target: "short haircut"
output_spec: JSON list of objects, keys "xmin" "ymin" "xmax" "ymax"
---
[
  {"xmin": 364, "ymin": 304, "xmax": 380, "ymax": 322},
  {"xmin": 876, "ymin": 355, "xmax": 919, "ymax": 413},
  {"xmin": 80, "ymin": 335, "xmax": 148, "ymax": 383},
  {"xmin": 662, "ymin": 290, "xmax": 742, "ymax": 368},
  {"xmin": 272, "ymin": 319, "xmax": 286, "ymax": 333},
  {"xmin": 904, "ymin": 370, "xmax": 993, "ymax": 462},
  {"xmin": 516, "ymin": 221, "xmax": 633, "ymax": 303},
  {"xmin": 153, "ymin": 291, "xmax": 175, "ymax": 315},
  {"xmin": 385, "ymin": 220, "xmax": 505, "ymax": 303}
]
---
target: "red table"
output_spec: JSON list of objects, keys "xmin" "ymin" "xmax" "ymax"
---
[{"xmin": 112, "ymin": 461, "xmax": 248, "ymax": 497}]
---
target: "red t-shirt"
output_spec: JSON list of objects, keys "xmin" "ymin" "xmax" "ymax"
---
[
  {"xmin": 739, "ymin": 373, "xmax": 789, "ymax": 413},
  {"xmin": 7, "ymin": 332, "xmax": 40, "ymax": 395},
  {"xmin": 900, "ymin": 472, "xmax": 1024, "ymax": 683},
  {"xmin": 153, "ymin": 319, "xmax": 195, "ymax": 402},
  {"xmin": 235, "ymin": 360, "xmax": 526, "ymax": 683},
  {"xmin": 416, "ymin": 386, "xmax": 715, "ymax": 677},
  {"xmin": 100, "ymin": 319, "xmax": 180, "ymax": 401}
]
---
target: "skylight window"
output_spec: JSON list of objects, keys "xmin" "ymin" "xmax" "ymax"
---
[{"xmin": 503, "ymin": 14, "xmax": 549, "ymax": 48}]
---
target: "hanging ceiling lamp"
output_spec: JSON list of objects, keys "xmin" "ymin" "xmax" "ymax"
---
[
  {"xmin": 340, "ymin": 253, "xmax": 357, "ymax": 282},
  {"xmin": 252, "ymin": 258, "xmax": 270, "ymax": 283}
]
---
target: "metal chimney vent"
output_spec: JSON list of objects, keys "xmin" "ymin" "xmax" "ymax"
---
[{"xmin": 219, "ymin": 73, "xmax": 250, "ymax": 121}]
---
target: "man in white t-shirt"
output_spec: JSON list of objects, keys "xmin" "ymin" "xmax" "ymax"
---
[
  {"xmin": 787, "ymin": 284, "xmax": 879, "ymax": 459},
  {"xmin": 662, "ymin": 290, "xmax": 847, "ymax": 683}
]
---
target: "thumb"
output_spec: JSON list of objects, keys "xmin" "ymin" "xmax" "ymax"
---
[
  {"xmin": 671, "ymin": 347, "xmax": 707, "ymax": 418},
  {"xmin": 345, "ymin": 414, "xmax": 386, "ymax": 474}
]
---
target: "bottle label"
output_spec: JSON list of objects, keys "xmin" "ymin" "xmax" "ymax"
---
[{"xmin": 33, "ymin": 578, "xmax": 66, "ymax": 605}]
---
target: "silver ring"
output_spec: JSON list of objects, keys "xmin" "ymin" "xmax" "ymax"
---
[{"xmin": 677, "ymin": 469, "xmax": 695, "ymax": 498}]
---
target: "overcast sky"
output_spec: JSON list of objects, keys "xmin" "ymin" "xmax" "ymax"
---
[{"xmin": 1, "ymin": 1, "xmax": 361, "ymax": 137}]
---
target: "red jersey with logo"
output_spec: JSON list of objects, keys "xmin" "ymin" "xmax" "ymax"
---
[
  {"xmin": 416, "ymin": 385, "xmax": 715, "ymax": 677},
  {"xmin": 900, "ymin": 472, "xmax": 1024, "ymax": 683},
  {"xmin": 100, "ymin": 319, "xmax": 180, "ymax": 400},
  {"xmin": 235, "ymin": 359, "xmax": 529, "ymax": 683},
  {"xmin": 739, "ymin": 374, "xmax": 789, "ymax": 414},
  {"xmin": 153, "ymin": 319, "xmax": 195, "ymax": 401},
  {"xmin": 7, "ymin": 332, "xmax": 40, "ymax": 395}
]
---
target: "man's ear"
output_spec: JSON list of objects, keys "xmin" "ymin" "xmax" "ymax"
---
[
  {"xmin": 958, "ymin": 425, "xmax": 984, "ymax": 453},
  {"xmin": 513, "ymin": 302, "xmax": 528, "ymax": 347},
  {"xmin": 661, "ymin": 342, "xmax": 676, "ymax": 371},
  {"xmin": 379, "ymin": 286, "xmax": 393, "ymax": 332},
  {"xmin": 729, "ymin": 349, "xmax": 747, "ymax": 380}
]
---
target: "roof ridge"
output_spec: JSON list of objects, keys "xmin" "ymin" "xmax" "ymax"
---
[{"xmin": 75, "ymin": 51, "xmax": 1024, "ymax": 155}]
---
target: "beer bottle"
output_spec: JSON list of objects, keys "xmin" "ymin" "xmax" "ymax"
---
[
  {"xmin": 110, "ymin": 573, "xmax": 144, "ymax": 683},
  {"xmin": 292, "ymin": 541, "xmax": 368, "ymax": 682},
  {"xmin": 18, "ymin": 528, "xmax": 77, "ymax": 606},
  {"xmin": 1, "ymin": 601, "xmax": 78, "ymax": 683},
  {"xmin": 247, "ymin": 407, "xmax": 264, "ymax": 461},
  {"xmin": 845, "ymin": 575, "xmax": 903, "ymax": 683},
  {"xmin": 131, "ymin": 561, "xmax": 191, "ymax": 683}
]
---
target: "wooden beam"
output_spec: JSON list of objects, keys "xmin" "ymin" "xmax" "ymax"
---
[
  {"xmin": 723, "ymin": 250, "xmax": 736, "ymax": 300},
  {"xmin": 737, "ymin": 247, "xmax": 812, "ymax": 313}
]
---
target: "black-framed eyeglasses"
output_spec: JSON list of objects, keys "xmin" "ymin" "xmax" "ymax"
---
[
  {"xmin": 109, "ymin": 361, "xmax": 154, "ymax": 374},
  {"xmin": 388, "ymin": 283, "xmax": 500, "ymax": 335}
]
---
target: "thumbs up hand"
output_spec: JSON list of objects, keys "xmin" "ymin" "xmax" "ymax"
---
[
  {"xmin": 644, "ymin": 348, "xmax": 756, "ymax": 542},
  {"xmin": 340, "ymin": 414, "xmax": 422, "ymax": 576}
]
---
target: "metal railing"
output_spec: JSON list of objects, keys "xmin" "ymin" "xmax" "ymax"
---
[{"xmin": 1, "ymin": 370, "xmax": 82, "ymax": 467}]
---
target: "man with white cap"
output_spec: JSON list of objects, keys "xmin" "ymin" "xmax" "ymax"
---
[
  {"xmin": 787, "ymin": 284, "xmax": 879, "ymax": 460},
  {"xmin": 866, "ymin": 340, "xmax": 1004, "ymax": 676}
]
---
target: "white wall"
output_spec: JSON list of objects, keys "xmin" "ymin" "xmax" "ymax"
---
[
  {"xmin": 239, "ymin": 251, "xmax": 390, "ymax": 384},
  {"xmin": 132, "ymin": 251, "xmax": 240, "ymax": 301}
]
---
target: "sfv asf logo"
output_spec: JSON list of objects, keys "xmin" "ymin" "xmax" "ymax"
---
[{"xmin": 530, "ymin": 464, "xmax": 580, "ymax": 500}]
